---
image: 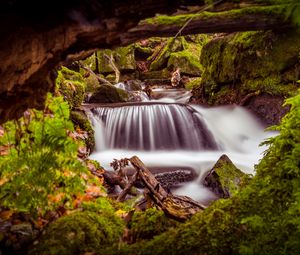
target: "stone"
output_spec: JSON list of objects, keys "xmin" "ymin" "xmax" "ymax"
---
[
  {"xmin": 88, "ymin": 85, "xmax": 129, "ymax": 103},
  {"xmin": 203, "ymin": 154, "xmax": 250, "ymax": 198}
]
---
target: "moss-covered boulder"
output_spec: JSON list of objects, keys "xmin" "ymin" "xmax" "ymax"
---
[
  {"xmin": 88, "ymin": 85, "xmax": 129, "ymax": 103},
  {"xmin": 56, "ymin": 66, "xmax": 86, "ymax": 109},
  {"xmin": 70, "ymin": 110, "xmax": 95, "ymax": 151},
  {"xmin": 139, "ymin": 69, "xmax": 171, "ymax": 80},
  {"xmin": 203, "ymin": 154, "xmax": 250, "ymax": 198},
  {"xmin": 149, "ymin": 37, "xmax": 186, "ymax": 71},
  {"xmin": 185, "ymin": 77, "xmax": 202, "ymax": 90},
  {"xmin": 30, "ymin": 209, "xmax": 124, "ymax": 255},
  {"xmin": 97, "ymin": 46, "xmax": 136, "ymax": 74},
  {"xmin": 168, "ymin": 49, "xmax": 202, "ymax": 76},
  {"xmin": 197, "ymin": 30, "xmax": 300, "ymax": 105},
  {"xmin": 129, "ymin": 208, "xmax": 178, "ymax": 242}
]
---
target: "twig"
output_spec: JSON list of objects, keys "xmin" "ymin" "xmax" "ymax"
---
[{"xmin": 174, "ymin": 0, "xmax": 224, "ymax": 39}]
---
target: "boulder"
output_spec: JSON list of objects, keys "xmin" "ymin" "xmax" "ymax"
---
[
  {"xmin": 195, "ymin": 30, "xmax": 300, "ymax": 106},
  {"xmin": 88, "ymin": 85, "xmax": 129, "ymax": 103},
  {"xmin": 203, "ymin": 154, "xmax": 250, "ymax": 198},
  {"xmin": 56, "ymin": 67, "xmax": 86, "ymax": 109},
  {"xmin": 97, "ymin": 46, "xmax": 136, "ymax": 74}
]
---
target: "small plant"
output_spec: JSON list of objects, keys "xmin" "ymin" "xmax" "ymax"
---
[{"xmin": 0, "ymin": 94, "xmax": 88, "ymax": 216}]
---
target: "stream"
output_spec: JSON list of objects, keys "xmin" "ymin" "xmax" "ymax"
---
[{"xmin": 88, "ymin": 86, "xmax": 276, "ymax": 204}]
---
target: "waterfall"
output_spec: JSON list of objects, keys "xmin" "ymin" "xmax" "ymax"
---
[
  {"xmin": 91, "ymin": 103, "xmax": 218, "ymax": 151},
  {"xmin": 89, "ymin": 102, "xmax": 275, "ymax": 202}
]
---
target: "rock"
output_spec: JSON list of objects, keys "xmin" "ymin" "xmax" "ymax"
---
[
  {"xmin": 10, "ymin": 223, "xmax": 33, "ymax": 236},
  {"xmin": 245, "ymin": 93, "xmax": 290, "ymax": 126},
  {"xmin": 70, "ymin": 110, "xmax": 95, "ymax": 151},
  {"xmin": 195, "ymin": 30, "xmax": 300, "ymax": 106},
  {"xmin": 168, "ymin": 49, "xmax": 202, "ymax": 76},
  {"xmin": 56, "ymin": 66, "xmax": 86, "ymax": 109},
  {"xmin": 97, "ymin": 45, "xmax": 136, "ymax": 74},
  {"xmin": 133, "ymin": 167, "xmax": 197, "ymax": 190},
  {"xmin": 184, "ymin": 77, "xmax": 202, "ymax": 90},
  {"xmin": 203, "ymin": 154, "xmax": 250, "ymax": 198},
  {"xmin": 139, "ymin": 69, "xmax": 171, "ymax": 80},
  {"xmin": 88, "ymin": 85, "xmax": 129, "ymax": 103}
]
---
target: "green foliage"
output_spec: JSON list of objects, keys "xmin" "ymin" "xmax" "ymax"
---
[
  {"xmin": 0, "ymin": 94, "xmax": 87, "ymax": 216},
  {"xmin": 29, "ymin": 210, "xmax": 125, "ymax": 255},
  {"xmin": 129, "ymin": 208, "xmax": 179, "ymax": 242},
  {"xmin": 287, "ymin": 1, "xmax": 300, "ymax": 25},
  {"xmin": 56, "ymin": 66, "xmax": 86, "ymax": 109}
]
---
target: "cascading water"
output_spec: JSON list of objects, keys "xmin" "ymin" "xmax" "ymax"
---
[
  {"xmin": 91, "ymin": 103, "xmax": 218, "ymax": 151},
  {"xmin": 89, "ymin": 96, "xmax": 275, "ymax": 203}
]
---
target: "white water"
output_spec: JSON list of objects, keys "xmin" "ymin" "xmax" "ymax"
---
[{"xmin": 89, "ymin": 102, "xmax": 276, "ymax": 203}]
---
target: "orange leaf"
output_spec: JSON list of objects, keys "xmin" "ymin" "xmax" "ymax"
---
[{"xmin": 0, "ymin": 210, "xmax": 14, "ymax": 220}]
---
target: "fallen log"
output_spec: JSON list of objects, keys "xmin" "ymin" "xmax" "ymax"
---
[{"xmin": 121, "ymin": 156, "xmax": 205, "ymax": 221}]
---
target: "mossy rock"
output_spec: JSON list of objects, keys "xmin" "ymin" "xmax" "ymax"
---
[
  {"xmin": 98, "ymin": 46, "xmax": 136, "ymax": 74},
  {"xmin": 88, "ymin": 85, "xmax": 129, "ymax": 103},
  {"xmin": 56, "ymin": 66, "xmax": 86, "ymax": 109},
  {"xmin": 185, "ymin": 77, "xmax": 202, "ymax": 90},
  {"xmin": 81, "ymin": 52, "xmax": 97, "ymax": 72},
  {"xmin": 139, "ymin": 69, "xmax": 171, "ymax": 80},
  {"xmin": 149, "ymin": 37, "xmax": 187, "ymax": 71},
  {"xmin": 70, "ymin": 110, "xmax": 95, "ymax": 151},
  {"xmin": 168, "ymin": 49, "xmax": 202, "ymax": 76},
  {"xmin": 203, "ymin": 154, "xmax": 250, "ymax": 198},
  {"xmin": 129, "ymin": 208, "xmax": 178, "ymax": 242},
  {"xmin": 29, "ymin": 210, "xmax": 124, "ymax": 255},
  {"xmin": 199, "ymin": 30, "xmax": 300, "ymax": 105}
]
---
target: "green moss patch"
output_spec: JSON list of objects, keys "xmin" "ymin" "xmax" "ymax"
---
[
  {"xmin": 56, "ymin": 66, "xmax": 86, "ymax": 109},
  {"xmin": 88, "ymin": 85, "xmax": 129, "ymax": 103},
  {"xmin": 30, "ymin": 210, "xmax": 124, "ymax": 255}
]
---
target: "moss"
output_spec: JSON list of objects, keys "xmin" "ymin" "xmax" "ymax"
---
[
  {"xmin": 56, "ymin": 66, "xmax": 86, "ymax": 109},
  {"xmin": 185, "ymin": 77, "xmax": 202, "ymax": 90},
  {"xmin": 97, "ymin": 46, "xmax": 136, "ymax": 74},
  {"xmin": 142, "ymin": 5, "xmax": 285, "ymax": 26},
  {"xmin": 129, "ymin": 208, "xmax": 179, "ymax": 242},
  {"xmin": 115, "ymin": 45, "xmax": 136, "ymax": 71},
  {"xmin": 139, "ymin": 69, "xmax": 171, "ymax": 80},
  {"xmin": 30, "ymin": 210, "xmax": 125, "ymax": 255},
  {"xmin": 82, "ymin": 53, "xmax": 97, "ymax": 73},
  {"xmin": 149, "ymin": 38, "xmax": 175, "ymax": 71},
  {"xmin": 135, "ymin": 44, "xmax": 154, "ymax": 55},
  {"xmin": 70, "ymin": 110, "xmax": 95, "ymax": 151},
  {"xmin": 88, "ymin": 85, "xmax": 129, "ymax": 103},
  {"xmin": 198, "ymin": 29, "xmax": 300, "ymax": 104},
  {"xmin": 204, "ymin": 155, "xmax": 251, "ymax": 198},
  {"xmin": 168, "ymin": 49, "xmax": 203, "ymax": 76}
]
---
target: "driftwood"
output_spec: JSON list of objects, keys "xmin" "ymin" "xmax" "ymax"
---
[{"xmin": 113, "ymin": 156, "xmax": 205, "ymax": 222}]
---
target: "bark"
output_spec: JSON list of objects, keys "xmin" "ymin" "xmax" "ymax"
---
[
  {"xmin": 129, "ymin": 156, "xmax": 205, "ymax": 221},
  {"xmin": 121, "ymin": 6, "xmax": 292, "ymax": 44}
]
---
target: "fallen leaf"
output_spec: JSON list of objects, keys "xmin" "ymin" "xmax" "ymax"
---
[{"xmin": 0, "ymin": 210, "xmax": 14, "ymax": 220}]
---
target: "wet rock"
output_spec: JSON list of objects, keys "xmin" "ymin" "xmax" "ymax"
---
[
  {"xmin": 245, "ymin": 93, "xmax": 290, "ymax": 126},
  {"xmin": 133, "ymin": 167, "xmax": 197, "ymax": 190},
  {"xmin": 203, "ymin": 154, "xmax": 250, "ymax": 198},
  {"xmin": 10, "ymin": 223, "xmax": 33, "ymax": 236},
  {"xmin": 88, "ymin": 84, "xmax": 129, "ymax": 103}
]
